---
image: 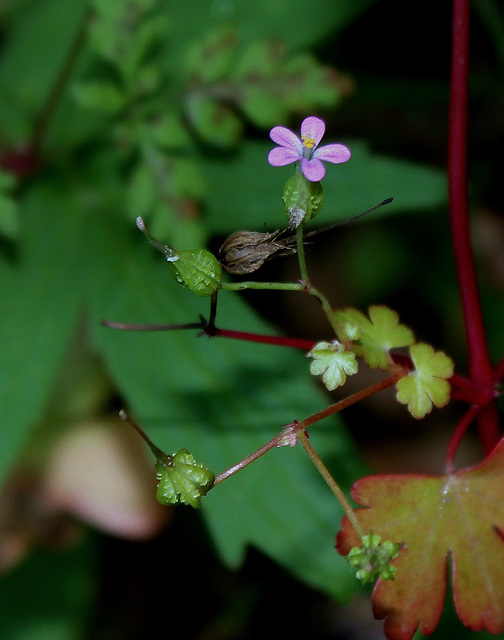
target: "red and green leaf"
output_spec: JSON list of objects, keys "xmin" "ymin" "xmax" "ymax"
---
[{"xmin": 336, "ymin": 437, "xmax": 504, "ymax": 640}]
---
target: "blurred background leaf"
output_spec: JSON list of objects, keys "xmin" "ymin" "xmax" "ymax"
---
[{"xmin": 0, "ymin": 540, "xmax": 96, "ymax": 640}]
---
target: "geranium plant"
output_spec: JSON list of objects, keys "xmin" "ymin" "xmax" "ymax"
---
[
  {"xmin": 101, "ymin": 2, "xmax": 504, "ymax": 637},
  {"xmin": 1, "ymin": 0, "xmax": 503, "ymax": 638}
]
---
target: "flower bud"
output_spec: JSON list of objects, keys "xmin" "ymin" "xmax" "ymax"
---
[{"xmin": 282, "ymin": 168, "xmax": 324, "ymax": 229}]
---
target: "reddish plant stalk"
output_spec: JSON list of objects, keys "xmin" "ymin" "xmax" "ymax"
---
[
  {"xmin": 212, "ymin": 371, "xmax": 404, "ymax": 486},
  {"xmin": 448, "ymin": 0, "xmax": 500, "ymax": 452},
  {"xmin": 445, "ymin": 405, "xmax": 482, "ymax": 472},
  {"xmin": 213, "ymin": 327, "xmax": 316, "ymax": 351}
]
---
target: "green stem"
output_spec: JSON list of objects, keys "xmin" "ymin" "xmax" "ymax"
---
[
  {"xmin": 221, "ymin": 279, "xmax": 341, "ymax": 337},
  {"xmin": 305, "ymin": 283, "xmax": 342, "ymax": 337},
  {"xmin": 221, "ymin": 281, "xmax": 304, "ymax": 293},
  {"xmin": 296, "ymin": 224, "xmax": 310, "ymax": 284},
  {"xmin": 298, "ymin": 430, "xmax": 365, "ymax": 539}
]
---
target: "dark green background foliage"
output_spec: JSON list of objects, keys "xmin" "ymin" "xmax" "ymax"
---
[{"xmin": 1, "ymin": 0, "xmax": 503, "ymax": 638}]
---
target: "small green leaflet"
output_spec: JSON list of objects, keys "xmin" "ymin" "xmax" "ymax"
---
[
  {"xmin": 334, "ymin": 306, "xmax": 415, "ymax": 370},
  {"xmin": 395, "ymin": 343, "xmax": 453, "ymax": 419},
  {"xmin": 307, "ymin": 341, "xmax": 358, "ymax": 390}
]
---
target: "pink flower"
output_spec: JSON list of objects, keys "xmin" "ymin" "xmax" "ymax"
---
[{"xmin": 267, "ymin": 116, "xmax": 351, "ymax": 182}]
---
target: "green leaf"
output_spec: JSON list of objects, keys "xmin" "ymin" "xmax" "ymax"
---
[
  {"xmin": 236, "ymin": 45, "xmax": 346, "ymax": 129},
  {"xmin": 169, "ymin": 158, "xmax": 207, "ymax": 200},
  {"xmin": 241, "ymin": 86, "xmax": 290, "ymax": 128},
  {"xmin": 0, "ymin": 539, "xmax": 96, "ymax": 640},
  {"xmin": 282, "ymin": 54, "xmax": 343, "ymax": 110},
  {"xmin": 328, "ymin": 140, "xmax": 448, "ymax": 216},
  {"xmin": 233, "ymin": 40, "xmax": 282, "ymax": 80},
  {"xmin": 185, "ymin": 26, "xmax": 238, "ymax": 82},
  {"xmin": 337, "ymin": 438, "xmax": 504, "ymax": 639},
  {"xmin": 334, "ymin": 306, "xmax": 415, "ymax": 370},
  {"xmin": 0, "ymin": 179, "xmax": 86, "ymax": 485},
  {"xmin": 126, "ymin": 161, "xmax": 158, "ymax": 221},
  {"xmin": 307, "ymin": 341, "xmax": 358, "ymax": 390},
  {"xmin": 0, "ymin": 0, "xmax": 89, "ymax": 140},
  {"xmin": 147, "ymin": 111, "xmax": 192, "ymax": 151},
  {"xmin": 72, "ymin": 81, "xmax": 126, "ymax": 113},
  {"xmin": 165, "ymin": 0, "xmax": 379, "ymax": 77},
  {"xmin": 187, "ymin": 97, "xmax": 243, "ymax": 148},
  {"xmin": 89, "ymin": 2, "xmax": 168, "ymax": 84},
  {"xmin": 0, "ymin": 170, "xmax": 18, "ymax": 238},
  {"xmin": 395, "ymin": 343, "xmax": 454, "ymax": 419}
]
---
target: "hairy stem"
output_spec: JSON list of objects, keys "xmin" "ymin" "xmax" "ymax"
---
[
  {"xmin": 212, "ymin": 371, "xmax": 404, "ymax": 488},
  {"xmin": 221, "ymin": 281, "xmax": 305, "ymax": 293},
  {"xmin": 296, "ymin": 224, "xmax": 310, "ymax": 284},
  {"xmin": 212, "ymin": 328, "xmax": 316, "ymax": 351},
  {"xmin": 212, "ymin": 432, "xmax": 287, "ymax": 486},
  {"xmin": 221, "ymin": 279, "xmax": 341, "ymax": 336},
  {"xmin": 449, "ymin": 0, "xmax": 500, "ymax": 452},
  {"xmin": 298, "ymin": 430, "xmax": 365, "ymax": 539}
]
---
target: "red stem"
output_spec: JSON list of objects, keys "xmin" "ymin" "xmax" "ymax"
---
[
  {"xmin": 448, "ymin": 0, "xmax": 500, "ymax": 452},
  {"xmin": 445, "ymin": 405, "xmax": 481, "ymax": 472},
  {"xmin": 299, "ymin": 371, "xmax": 403, "ymax": 429},
  {"xmin": 213, "ymin": 327, "xmax": 316, "ymax": 351},
  {"xmin": 212, "ymin": 370, "xmax": 404, "ymax": 486}
]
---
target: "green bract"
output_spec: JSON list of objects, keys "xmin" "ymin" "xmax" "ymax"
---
[
  {"xmin": 166, "ymin": 247, "xmax": 222, "ymax": 297},
  {"xmin": 156, "ymin": 449, "xmax": 215, "ymax": 509},
  {"xmin": 136, "ymin": 217, "xmax": 222, "ymax": 296},
  {"xmin": 282, "ymin": 168, "xmax": 324, "ymax": 228}
]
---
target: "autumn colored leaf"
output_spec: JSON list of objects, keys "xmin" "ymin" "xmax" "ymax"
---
[{"xmin": 336, "ymin": 437, "xmax": 504, "ymax": 640}]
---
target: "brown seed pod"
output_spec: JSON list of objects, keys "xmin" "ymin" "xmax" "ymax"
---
[
  {"xmin": 219, "ymin": 229, "xmax": 297, "ymax": 274},
  {"xmin": 219, "ymin": 199, "xmax": 393, "ymax": 275}
]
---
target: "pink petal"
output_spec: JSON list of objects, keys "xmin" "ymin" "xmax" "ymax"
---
[
  {"xmin": 268, "ymin": 146, "xmax": 301, "ymax": 167},
  {"xmin": 300, "ymin": 157, "xmax": 326, "ymax": 182},
  {"xmin": 313, "ymin": 143, "xmax": 351, "ymax": 164},
  {"xmin": 269, "ymin": 126, "xmax": 303, "ymax": 153},
  {"xmin": 300, "ymin": 117, "xmax": 326, "ymax": 147}
]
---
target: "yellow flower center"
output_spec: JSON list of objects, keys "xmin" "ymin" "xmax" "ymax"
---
[{"xmin": 301, "ymin": 135, "xmax": 316, "ymax": 149}]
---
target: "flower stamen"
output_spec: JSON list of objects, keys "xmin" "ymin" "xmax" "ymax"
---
[{"xmin": 302, "ymin": 135, "xmax": 316, "ymax": 150}]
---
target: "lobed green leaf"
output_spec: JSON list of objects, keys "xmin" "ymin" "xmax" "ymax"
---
[
  {"xmin": 334, "ymin": 306, "xmax": 415, "ymax": 370},
  {"xmin": 395, "ymin": 343, "xmax": 453, "ymax": 419}
]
